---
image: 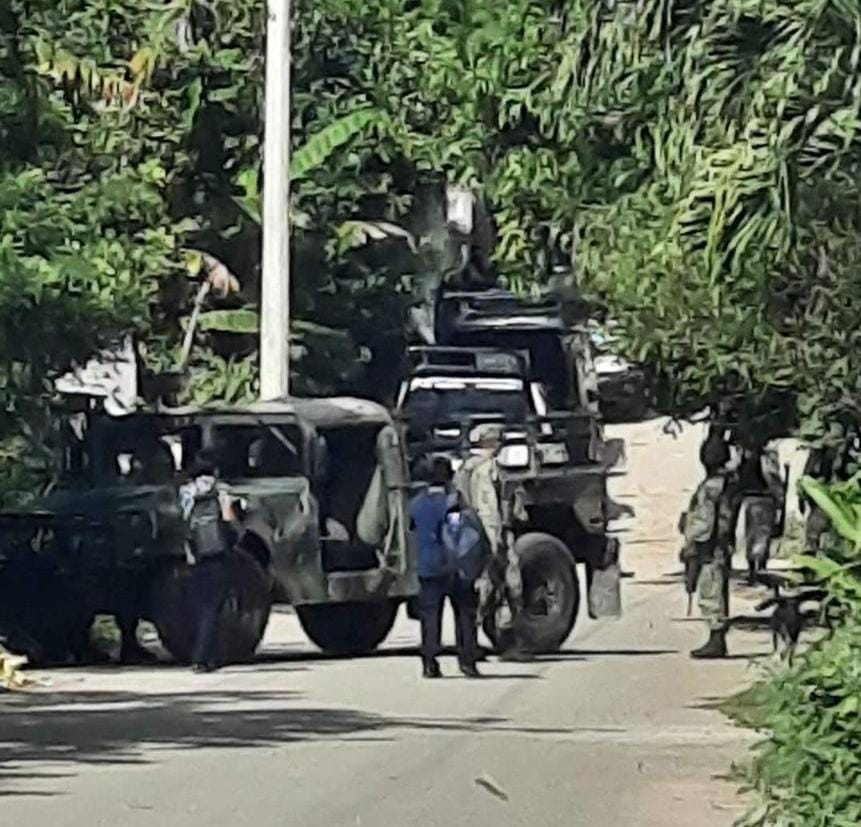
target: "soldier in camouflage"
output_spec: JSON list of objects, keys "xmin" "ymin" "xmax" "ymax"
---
[
  {"xmin": 680, "ymin": 434, "xmax": 740, "ymax": 659},
  {"xmin": 737, "ymin": 443, "xmax": 786, "ymax": 582},
  {"xmin": 800, "ymin": 447, "xmax": 834, "ymax": 555},
  {"xmin": 456, "ymin": 424, "xmax": 531, "ymax": 661}
]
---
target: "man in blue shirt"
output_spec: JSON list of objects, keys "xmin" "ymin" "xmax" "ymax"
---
[{"xmin": 409, "ymin": 455, "xmax": 481, "ymax": 678}]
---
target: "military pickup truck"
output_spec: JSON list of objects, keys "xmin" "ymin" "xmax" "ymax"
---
[{"xmin": 395, "ymin": 342, "xmax": 624, "ymax": 652}]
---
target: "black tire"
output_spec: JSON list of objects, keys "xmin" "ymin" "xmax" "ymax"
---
[
  {"xmin": 296, "ymin": 600, "xmax": 398, "ymax": 655},
  {"xmin": 483, "ymin": 533, "xmax": 580, "ymax": 654},
  {"xmin": 148, "ymin": 550, "xmax": 273, "ymax": 666}
]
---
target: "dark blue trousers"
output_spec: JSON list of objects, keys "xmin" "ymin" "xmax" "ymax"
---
[
  {"xmin": 190, "ymin": 556, "xmax": 227, "ymax": 667},
  {"xmin": 419, "ymin": 574, "xmax": 478, "ymax": 666}
]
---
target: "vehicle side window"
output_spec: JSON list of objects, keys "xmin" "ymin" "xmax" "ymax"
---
[{"xmin": 215, "ymin": 425, "xmax": 302, "ymax": 478}]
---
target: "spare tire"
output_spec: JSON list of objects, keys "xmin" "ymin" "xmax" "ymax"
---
[
  {"xmin": 297, "ymin": 600, "xmax": 398, "ymax": 655},
  {"xmin": 483, "ymin": 533, "xmax": 579, "ymax": 654},
  {"xmin": 148, "ymin": 550, "xmax": 273, "ymax": 665}
]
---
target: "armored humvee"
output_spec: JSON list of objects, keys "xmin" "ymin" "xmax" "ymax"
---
[{"xmin": 0, "ymin": 397, "xmax": 417, "ymax": 664}]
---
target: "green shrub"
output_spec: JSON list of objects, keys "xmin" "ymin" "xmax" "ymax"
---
[
  {"xmin": 736, "ymin": 619, "xmax": 861, "ymax": 827},
  {"xmin": 732, "ymin": 476, "xmax": 861, "ymax": 826}
]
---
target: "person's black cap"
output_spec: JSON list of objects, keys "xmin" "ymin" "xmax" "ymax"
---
[{"xmin": 430, "ymin": 455, "xmax": 453, "ymax": 486}]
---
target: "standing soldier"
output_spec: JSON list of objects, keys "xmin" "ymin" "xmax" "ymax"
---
[
  {"xmin": 680, "ymin": 434, "xmax": 740, "ymax": 659},
  {"xmin": 456, "ymin": 424, "xmax": 531, "ymax": 661},
  {"xmin": 738, "ymin": 442, "xmax": 787, "ymax": 583},
  {"xmin": 800, "ymin": 448, "xmax": 830, "ymax": 555}
]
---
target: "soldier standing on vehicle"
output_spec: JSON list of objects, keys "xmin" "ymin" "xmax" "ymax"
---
[
  {"xmin": 180, "ymin": 448, "xmax": 235, "ymax": 674},
  {"xmin": 680, "ymin": 434, "xmax": 740, "ymax": 659},
  {"xmin": 457, "ymin": 425, "xmax": 532, "ymax": 662},
  {"xmin": 409, "ymin": 455, "xmax": 482, "ymax": 678},
  {"xmin": 737, "ymin": 442, "xmax": 787, "ymax": 583}
]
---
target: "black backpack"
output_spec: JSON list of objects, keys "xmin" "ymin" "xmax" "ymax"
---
[{"xmin": 188, "ymin": 488, "xmax": 229, "ymax": 560}]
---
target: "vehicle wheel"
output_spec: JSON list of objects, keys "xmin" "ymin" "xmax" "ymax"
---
[
  {"xmin": 296, "ymin": 600, "xmax": 398, "ymax": 655},
  {"xmin": 483, "ymin": 533, "xmax": 580, "ymax": 654},
  {"xmin": 148, "ymin": 551, "xmax": 273, "ymax": 666}
]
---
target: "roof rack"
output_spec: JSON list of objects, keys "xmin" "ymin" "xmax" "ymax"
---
[
  {"xmin": 407, "ymin": 346, "xmax": 529, "ymax": 377},
  {"xmin": 439, "ymin": 288, "xmax": 566, "ymax": 333}
]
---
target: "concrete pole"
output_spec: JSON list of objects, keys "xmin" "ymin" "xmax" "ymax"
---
[{"xmin": 260, "ymin": 0, "xmax": 291, "ymax": 400}]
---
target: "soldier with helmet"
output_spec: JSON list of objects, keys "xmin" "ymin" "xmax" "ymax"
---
[
  {"xmin": 456, "ymin": 423, "xmax": 532, "ymax": 662},
  {"xmin": 679, "ymin": 431, "xmax": 742, "ymax": 659},
  {"xmin": 737, "ymin": 441, "xmax": 787, "ymax": 582}
]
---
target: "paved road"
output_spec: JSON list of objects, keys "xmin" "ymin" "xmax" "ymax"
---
[{"xmin": 1, "ymin": 421, "xmax": 778, "ymax": 826}]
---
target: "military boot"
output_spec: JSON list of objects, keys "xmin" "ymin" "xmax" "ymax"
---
[
  {"xmin": 422, "ymin": 657, "xmax": 442, "ymax": 679},
  {"xmin": 747, "ymin": 558, "xmax": 766, "ymax": 586},
  {"xmin": 459, "ymin": 661, "xmax": 482, "ymax": 679},
  {"xmin": 690, "ymin": 628, "xmax": 728, "ymax": 659}
]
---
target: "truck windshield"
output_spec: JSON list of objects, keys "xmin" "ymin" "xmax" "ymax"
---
[{"xmin": 403, "ymin": 376, "xmax": 529, "ymax": 424}]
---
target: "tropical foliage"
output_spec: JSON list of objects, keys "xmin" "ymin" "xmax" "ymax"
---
[
  {"xmin": 730, "ymin": 476, "xmax": 861, "ymax": 826},
  {"xmin": 5, "ymin": 0, "xmax": 861, "ymax": 472},
  {"xmin": 352, "ymin": 0, "xmax": 861, "ymax": 437}
]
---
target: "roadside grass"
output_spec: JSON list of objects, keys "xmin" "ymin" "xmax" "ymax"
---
[{"xmin": 719, "ymin": 681, "xmax": 772, "ymax": 732}]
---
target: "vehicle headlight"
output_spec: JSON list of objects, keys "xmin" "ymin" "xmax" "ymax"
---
[
  {"xmin": 433, "ymin": 427, "xmax": 462, "ymax": 440},
  {"xmin": 537, "ymin": 442, "xmax": 569, "ymax": 466},
  {"xmin": 497, "ymin": 444, "xmax": 530, "ymax": 469}
]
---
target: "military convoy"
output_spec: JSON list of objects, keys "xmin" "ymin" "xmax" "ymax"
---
[
  {"xmin": 0, "ymin": 274, "xmax": 625, "ymax": 664},
  {"xmin": 0, "ymin": 179, "xmax": 627, "ymax": 664}
]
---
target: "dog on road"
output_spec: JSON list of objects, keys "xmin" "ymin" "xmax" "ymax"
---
[{"xmin": 754, "ymin": 572, "xmax": 828, "ymax": 666}]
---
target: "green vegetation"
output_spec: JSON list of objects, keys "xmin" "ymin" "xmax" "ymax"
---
[
  {"xmin": 6, "ymin": 2, "xmax": 861, "ymax": 453},
  {"xmin": 726, "ymin": 477, "xmax": 861, "ymax": 826},
  {"xmin": 0, "ymin": 0, "xmax": 441, "ymax": 500},
  {"xmin": 3, "ymin": 1, "xmax": 861, "ymax": 814}
]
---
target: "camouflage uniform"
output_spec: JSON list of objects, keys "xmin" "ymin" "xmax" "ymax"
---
[
  {"xmin": 804, "ymin": 507, "xmax": 830, "ymax": 555},
  {"xmin": 741, "ymin": 448, "xmax": 784, "ymax": 571},
  {"xmin": 457, "ymin": 451, "xmax": 522, "ymax": 634},
  {"xmin": 800, "ymin": 449, "xmax": 832, "ymax": 555},
  {"xmin": 683, "ymin": 470, "xmax": 739, "ymax": 631}
]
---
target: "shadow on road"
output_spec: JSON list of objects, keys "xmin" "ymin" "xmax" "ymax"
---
[
  {"xmin": 0, "ymin": 686, "xmax": 567, "ymax": 797},
  {"xmin": 253, "ymin": 644, "xmax": 506, "ymax": 664},
  {"xmin": 251, "ymin": 644, "xmax": 679, "ymax": 667},
  {"xmin": 536, "ymin": 647, "xmax": 677, "ymax": 663},
  {"xmin": 729, "ymin": 615, "xmax": 772, "ymax": 632}
]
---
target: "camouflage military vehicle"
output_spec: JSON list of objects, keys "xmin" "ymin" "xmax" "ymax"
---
[
  {"xmin": 432, "ymin": 286, "xmax": 602, "ymax": 417},
  {"xmin": 0, "ymin": 397, "xmax": 417, "ymax": 664},
  {"xmin": 396, "ymin": 341, "xmax": 624, "ymax": 653}
]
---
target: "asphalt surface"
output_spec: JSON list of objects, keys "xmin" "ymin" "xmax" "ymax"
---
[{"xmin": 1, "ymin": 420, "xmax": 793, "ymax": 826}]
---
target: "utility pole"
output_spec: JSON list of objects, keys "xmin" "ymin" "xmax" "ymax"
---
[{"xmin": 260, "ymin": 0, "xmax": 291, "ymax": 400}]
